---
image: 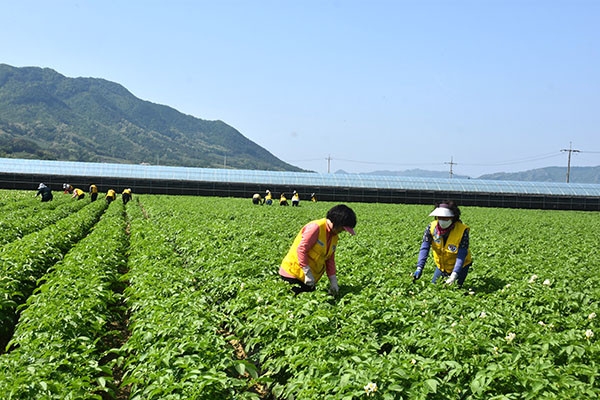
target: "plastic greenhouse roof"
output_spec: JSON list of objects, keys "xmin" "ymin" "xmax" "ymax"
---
[{"xmin": 1, "ymin": 157, "xmax": 600, "ymax": 197}]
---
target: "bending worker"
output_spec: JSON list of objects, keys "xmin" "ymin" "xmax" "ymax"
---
[
  {"xmin": 412, "ymin": 200, "xmax": 472, "ymax": 287},
  {"xmin": 89, "ymin": 184, "xmax": 98, "ymax": 202},
  {"xmin": 252, "ymin": 193, "xmax": 264, "ymax": 205},
  {"xmin": 279, "ymin": 204, "xmax": 357, "ymax": 296},
  {"xmin": 280, "ymin": 193, "xmax": 288, "ymax": 206},
  {"xmin": 122, "ymin": 188, "xmax": 132, "ymax": 204},
  {"xmin": 36, "ymin": 183, "xmax": 53, "ymax": 202},
  {"xmin": 291, "ymin": 191, "xmax": 300, "ymax": 206},
  {"xmin": 72, "ymin": 188, "xmax": 85, "ymax": 200},
  {"xmin": 106, "ymin": 189, "xmax": 116, "ymax": 204},
  {"xmin": 265, "ymin": 190, "xmax": 273, "ymax": 205}
]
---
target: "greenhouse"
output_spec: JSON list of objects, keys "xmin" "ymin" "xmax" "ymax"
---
[{"xmin": 0, "ymin": 157, "xmax": 599, "ymax": 210}]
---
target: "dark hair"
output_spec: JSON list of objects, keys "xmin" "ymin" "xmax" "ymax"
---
[
  {"xmin": 326, "ymin": 204, "xmax": 356, "ymax": 228},
  {"xmin": 435, "ymin": 200, "xmax": 461, "ymax": 222}
]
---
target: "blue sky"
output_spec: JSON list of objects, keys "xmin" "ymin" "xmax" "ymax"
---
[{"xmin": 2, "ymin": 0, "xmax": 599, "ymax": 176}]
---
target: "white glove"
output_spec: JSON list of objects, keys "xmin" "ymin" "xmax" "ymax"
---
[
  {"xmin": 328, "ymin": 275, "xmax": 339, "ymax": 296},
  {"xmin": 445, "ymin": 272, "xmax": 458, "ymax": 285},
  {"xmin": 302, "ymin": 266, "xmax": 315, "ymax": 287}
]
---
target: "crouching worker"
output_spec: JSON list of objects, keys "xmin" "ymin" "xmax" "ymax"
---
[
  {"xmin": 36, "ymin": 183, "xmax": 53, "ymax": 202},
  {"xmin": 279, "ymin": 204, "xmax": 356, "ymax": 296},
  {"xmin": 412, "ymin": 201, "xmax": 472, "ymax": 287}
]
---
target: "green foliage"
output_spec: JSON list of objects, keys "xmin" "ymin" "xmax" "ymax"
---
[
  {"xmin": 0, "ymin": 190, "xmax": 597, "ymax": 399},
  {"xmin": 0, "ymin": 201, "xmax": 128, "ymax": 399},
  {"xmin": 0, "ymin": 63, "xmax": 302, "ymax": 171},
  {"xmin": 0, "ymin": 198, "xmax": 107, "ymax": 342}
]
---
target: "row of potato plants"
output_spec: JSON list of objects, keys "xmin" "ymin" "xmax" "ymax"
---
[
  {"xmin": 0, "ymin": 199, "xmax": 107, "ymax": 343},
  {"xmin": 0, "ymin": 196, "xmax": 88, "ymax": 245},
  {"xmin": 0, "ymin": 200, "xmax": 128, "ymax": 399},
  {"xmin": 118, "ymin": 200, "xmax": 254, "ymax": 399},
  {"xmin": 138, "ymin": 195, "xmax": 599, "ymax": 399},
  {"xmin": 0, "ymin": 190, "xmax": 34, "ymax": 207}
]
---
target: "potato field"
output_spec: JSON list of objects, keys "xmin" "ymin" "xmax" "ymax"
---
[{"xmin": 0, "ymin": 190, "xmax": 598, "ymax": 399}]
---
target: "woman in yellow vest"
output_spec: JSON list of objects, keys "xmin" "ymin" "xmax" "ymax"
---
[
  {"xmin": 279, "ymin": 204, "xmax": 357, "ymax": 296},
  {"xmin": 89, "ymin": 184, "xmax": 98, "ymax": 202},
  {"xmin": 106, "ymin": 189, "xmax": 117, "ymax": 204},
  {"xmin": 265, "ymin": 190, "xmax": 273, "ymax": 205},
  {"xmin": 279, "ymin": 193, "xmax": 288, "ymax": 206},
  {"xmin": 413, "ymin": 201, "xmax": 472, "ymax": 287},
  {"xmin": 291, "ymin": 191, "xmax": 300, "ymax": 206},
  {"xmin": 71, "ymin": 188, "xmax": 85, "ymax": 200},
  {"xmin": 122, "ymin": 188, "xmax": 132, "ymax": 204}
]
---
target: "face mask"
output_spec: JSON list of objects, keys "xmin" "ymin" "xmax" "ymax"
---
[{"xmin": 438, "ymin": 219, "xmax": 453, "ymax": 229}]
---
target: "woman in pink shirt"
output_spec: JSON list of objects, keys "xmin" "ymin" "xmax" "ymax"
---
[{"xmin": 279, "ymin": 205, "xmax": 357, "ymax": 295}]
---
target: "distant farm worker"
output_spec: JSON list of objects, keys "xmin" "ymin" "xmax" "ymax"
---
[
  {"xmin": 36, "ymin": 183, "xmax": 53, "ymax": 202},
  {"xmin": 265, "ymin": 190, "xmax": 273, "ymax": 205},
  {"xmin": 279, "ymin": 204, "xmax": 357, "ymax": 296},
  {"xmin": 311, "ymin": 193, "xmax": 317, "ymax": 202},
  {"xmin": 280, "ymin": 193, "xmax": 289, "ymax": 206},
  {"xmin": 106, "ymin": 189, "xmax": 116, "ymax": 204},
  {"xmin": 252, "ymin": 193, "xmax": 264, "ymax": 205},
  {"xmin": 291, "ymin": 191, "xmax": 300, "ymax": 207},
  {"xmin": 63, "ymin": 183, "xmax": 73, "ymax": 194},
  {"xmin": 72, "ymin": 188, "xmax": 85, "ymax": 200},
  {"xmin": 122, "ymin": 188, "xmax": 132, "ymax": 204},
  {"xmin": 412, "ymin": 201, "xmax": 472, "ymax": 287},
  {"xmin": 89, "ymin": 184, "xmax": 98, "ymax": 202}
]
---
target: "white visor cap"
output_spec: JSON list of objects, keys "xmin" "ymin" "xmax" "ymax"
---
[{"xmin": 429, "ymin": 207, "xmax": 454, "ymax": 217}]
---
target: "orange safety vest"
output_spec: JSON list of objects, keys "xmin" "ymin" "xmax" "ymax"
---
[
  {"xmin": 430, "ymin": 221, "xmax": 472, "ymax": 273},
  {"xmin": 281, "ymin": 218, "xmax": 338, "ymax": 283}
]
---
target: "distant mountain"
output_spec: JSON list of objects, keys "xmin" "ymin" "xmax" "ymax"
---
[
  {"xmin": 335, "ymin": 168, "xmax": 470, "ymax": 179},
  {"xmin": 336, "ymin": 166, "xmax": 600, "ymax": 184},
  {"xmin": 478, "ymin": 166, "xmax": 600, "ymax": 184},
  {"xmin": 364, "ymin": 168, "xmax": 470, "ymax": 179},
  {"xmin": 0, "ymin": 64, "xmax": 302, "ymax": 171}
]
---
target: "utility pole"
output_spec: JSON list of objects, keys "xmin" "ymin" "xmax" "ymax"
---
[
  {"xmin": 327, "ymin": 154, "xmax": 331, "ymax": 174},
  {"xmin": 444, "ymin": 156, "xmax": 456, "ymax": 178},
  {"xmin": 560, "ymin": 142, "xmax": 580, "ymax": 183}
]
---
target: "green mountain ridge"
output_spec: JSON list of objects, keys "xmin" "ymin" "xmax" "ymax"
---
[
  {"xmin": 0, "ymin": 64, "xmax": 302, "ymax": 171},
  {"xmin": 336, "ymin": 166, "xmax": 600, "ymax": 184}
]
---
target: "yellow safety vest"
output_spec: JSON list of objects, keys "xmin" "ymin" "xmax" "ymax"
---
[
  {"xmin": 292, "ymin": 194, "xmax": 300, "ymax": 201},
  {"xmin": 266, "ymin": 193, "xmax": 272, "ymax": 200},
  {"xmin": 430, "ymin": 221, "xmax": 472, "ymax": 273},
  {"xmin": 123, "ymin": 189, "xmax": 132, "ymax": 195},
  {"xmin": 90, "ymin": 185, "xmax": 98, "ymax": 194},
  {"xmin": 106, "ymin": 189, "xmax": 116, "ymax": 199},
  {"xmin": 74, "ymin": 188, "xmax": 84, "ymax": 196},
  {"xmin": 280, "ymin": 195, "xmax": 287, "ymax": 202},
  {"xmin": 281, "ymin": 218, "xmax": 338, "ymax": 283}
]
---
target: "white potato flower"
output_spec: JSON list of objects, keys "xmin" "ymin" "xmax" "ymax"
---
[
  {"xmin": 585, "ymin": 330, "xmax": 594, "ymax": 339},
  {"xmin": 364, "ymin": 382, "xmax": 378, "ymax": 396},
  {"xmin": 543, "ymin": 279, "xmax": 551, "ymax": 286},
  {"xmin": 528, "ymin": 274, "xmax": 538, "ymax": 283},
  {"xmin": 588, "ymin": 312, "xmax": 596, "ymax": 320},
  {"xmin": 505, "ymin": 332, "xmax": 516, "ymax": 342},
  {"xmin": 479, "ymin": 311, "xmax": 487, "ymax": 318}
]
